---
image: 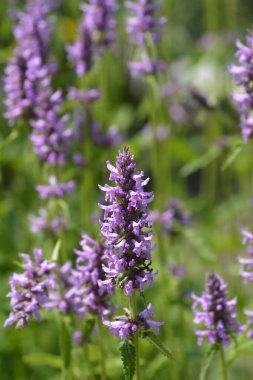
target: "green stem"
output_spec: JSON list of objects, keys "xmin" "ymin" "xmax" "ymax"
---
[
  {"xmin": 219, "ymin": 345, "xmax": 228, "ymax": 380},
  {"xmin": 129, "ymin": 292, "xmax": 141, "ymax": 380},
  {"xmin": 97, "ymin": 315, "xmax": 107, "ymax": 380}
]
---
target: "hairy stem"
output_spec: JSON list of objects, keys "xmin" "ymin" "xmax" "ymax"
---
[
  {"xmin": 97, "ymin": 315, "xmax": 107, "ymax": 380},
  {"xmin": 130, "ymin": 292, "xmax": 141, "ymax": 380}
]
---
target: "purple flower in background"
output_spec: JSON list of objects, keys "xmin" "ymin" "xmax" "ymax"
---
[
  {"xmin": 73, "ymin": 330, "xmax": 83, "ymax": 345},
  {"xmin": 67, "ymin": 24, "xmax": 93, "ymax": 76},
  {"xmin": 29, "ymin": 91, "xmax": 73, "ymax": 166},
  {"xmin": 238, "ymin": 229, "xmax": 253, "ymax": 282},
  {"xmin": 229, "ymin": 29, "xmax": 253, "ymax": 142},
  {"xmin": 4, "ymin": 0, "xmax": 53, "ymax": 123},
  {"xmin": 30, "ymin": 208, "xmax": 68, "ymax": 235},
  {"xmin": 169, "ymin": 264, "xmax": 185, "ymax": 279},
  {"xmin": 149, "ymin": 198, "xmax": 192, "ymax": 237},
  {"xmin": 36, "ymin": 176, "xmax": 76, "ymax": 200},
  {"xmin": 129, "ymin": 58, "xmax": 166, "ymax": 77},
  {"xmin": 81, "ymin": 0, "xmax": 117, "ymax": 50},
  {"xmin": 126, "ymin": 0, "xmax": 166, "ymax": 46},
  {"xmin": 75, "ymin": 234, "xmax": 114, "ymax": 316},
  {"xmin": 192, "ymin": 272, "xmax": 241, "ymax": 346},
  {"xmin": 4, "ymin": 249, "xmax": 56, "ymax": 329},
  {"xmin": 67, "ymin": 0, "xmax": 117, "ymax": 75},
  {"xmin": 104, "ymin": 303, "xmax": 163, "ymax": 339},
  {"xmin": 90, "ymin": 123, "xmax": 125, "ymax": 147},
  {"xmin": 99, "ymin": 147, "xmax": 156, "ymax": 297},
  {"xmin": 4, "ymin": 0, "xmax": 73, "ymax": 166},
  {"xmin": 126, "ymin": 0, "xmax": 166, "ymax": 76},
  {"xmin": 67, "ymin": 87, "xmax": 101, "ymax": 103},
  {"xmin": 44, "ymin": 261, "xmax": 84, "ymax": 315}
]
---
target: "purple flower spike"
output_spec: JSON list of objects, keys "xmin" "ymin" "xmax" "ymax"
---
[
  {"xmin": 75, "ymin": 234, "xmax": 114, "ymax": 316},
  {"xmin": 229, "ymin": 30, "xmax": 253, "ymax": 142},
  {"xmin": 192, "ymin": 272, "xmax": 241, "ymax": 346},
  {"xmin": 99, "ymin": 147, "xmax": 156, "ymax": 296},
  {"xmin": 238, "ymin": 228, "xmax": 253, "ymax": 282},
  {"xmin": 4, "ymin": 249, "xmax": 56, "ymax": 329}
]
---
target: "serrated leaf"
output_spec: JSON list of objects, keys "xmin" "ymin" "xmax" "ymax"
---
[
  {"xmin": 199, "ymin": 345, "xmax": 217, "ymax": 380},
  {"xmin": 144, "ymin": 332, "xmax": 174, "ymax": 360},
  {"xmin": 119, "ymin": 339, "xmax": 136, "ymax": 380},
  {"xmin": 23, "ymin": 353, "xmax": 63, "ymax": 369},
  {"xmin": 51, "ymin": 239, "xmax": 61, "ymax": 262}
]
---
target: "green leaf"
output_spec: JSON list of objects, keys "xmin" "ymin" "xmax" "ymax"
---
[
  {"xmin": 199, "ymin": 345, "xmax": 218, "ymax": 380},
  {"xmin": 51, "ymin": 239, "xmax": 61, "ymax": 262},
  {"xmin": 221, "ymin": 145, "xmax": 243, "ymax": 171},
  {"xmin": 119, "ymin": 339, "xmax": 136, "ymax": 380},
  {"xmin": 144, "ymin": 332, "xmax": 174, "ymax": 360},
  {"xmin": 82, "ymin": 317, "xmax": 95, "ymax": 343},
  {"xmin": 60, "ymin": 320, "xmax": 71, "ymax": 370},
  {"xmin": 179, "ymin": 146, "xmax": 220, "ymax": 177},
  {"xmin": 227, "ymin": 340, "xmax": 253, "ymax": 366},
  {"xmin": 23, "ymin": 353, "xmax": 63, "ymax": 369}
]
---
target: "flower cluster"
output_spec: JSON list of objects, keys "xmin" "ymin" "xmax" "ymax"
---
[
  {"xmin": 149, "ymin": 198, "xmax": 192, "ymax": 237},
  {"xmin": 67, "ymin": 0, "xmax": 117, "ymax": 76},
  {"xmin": 99, "ymin": 147, "xmax": 156, "ymax": 297},
  {"xmin": 192, "ymin": 272, "xmax": 241, "ymax": 346},
  {"xmin": 4, "ymin": 249, "xmax": 56, "ymax": 329},
  {"xmin": 103, "ymin": 304, "xmax": 163, "ymax": 339},
  {"xmin": 75, "ymin": 234, "xmax": 114, "ymax": 316},
  {"xmin": 229, "ymin": 29, "xmax": 253, "ymax": 142},
  {"xmin": 126, "ymin": 0, "xmax": 166, "ymax": 76}
]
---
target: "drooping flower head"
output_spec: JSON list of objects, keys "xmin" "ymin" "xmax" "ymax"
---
[
  {"xmin": 229, "ymin": 28, "xmax": 253, "ymax": 142},
  {"xmin": 75, "ymin": 234, "xmax": 114, "ymax": 316},
  {"xmin": 192, "ymin": 272, "xmax": 241, "ymax": 346},
  {"xmin": 4, "ymin": 249, "xmax": 56, "ymax": 329},
  {"xmin": 99, "ymin": 147, "xmax": 156, "ymax": 297}
]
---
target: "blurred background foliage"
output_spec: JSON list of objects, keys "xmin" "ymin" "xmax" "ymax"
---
[{"xmin": 1, "ymin": 0, "xmax": 253, "ymax": 379}]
